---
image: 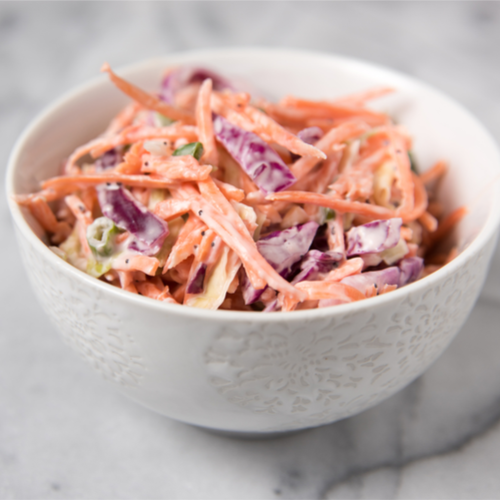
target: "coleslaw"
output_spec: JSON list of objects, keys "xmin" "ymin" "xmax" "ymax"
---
[{"xmin": 15, "ymin": 63, "xmax": 467, "ymax": 311}]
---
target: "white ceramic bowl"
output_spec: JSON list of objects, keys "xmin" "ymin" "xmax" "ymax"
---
[{"xmin": 7, "ymin": 49, "xmax": 500, "ymax": 433}]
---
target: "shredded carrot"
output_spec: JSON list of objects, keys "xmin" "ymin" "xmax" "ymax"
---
[
  {"xmin": 112, "ymin": 253, "xmax": 159, "ymax": 275},
  {"xmin": 42, "ymin": 173, "xmax": 179, "ymax": 194},
  {"xmin": 295, "ymin": 281, "xmax": 366, "ymax": 302},
  {"xmin": 420, "ymin": 160, "xmax": 448, "ymax": 185},
  {"xmin": 380, "ymin": 284, "xmax": 398, "ymax": 294},
  {"xmin": 332, "ymin": 86, "xmax": 395, "ymax": 106},
  {"xmin": 104, "ymin": 102, "xmax": 142, "ymax": 137},
  {"xmin": 141, "ymin": 154, "xmax": 212, "ymax": 181},
  {"xmin": 101, "ymin": 63, "xmax": 194, "ymax": 123},
  {"xmin": 27, "ymin": 196, "xmax": 71, "ymax": 242},
  {"xmin": 418, "ymin": 211, "xmax": 438, "ymax": 232},
  {"xmin": 390, "ymin": 130, "xmax": 415, "ymax": 217},
  {"xmin": 213, "ymin": 178, "xmax": 245, "ymax": 202},
  {"xmin": 401, "ymin": 226, "xmax": 413, "ymax": 241},
  {"xmin": 428, "ymin": 206, "xmax": 468, "ymax": 246},
  {"xmin": 196, "ymin": 78, "xmax": 218, "ymax": 165},
  {"xmin": 279, "ymin": 96, "xmax": 390, "ymax": 127},
  {"xmin": 325, "ymin": 258, "xmax": 364, "ymax": 282},
  {"xmin": 243, "ymin": 106, "xmax": 326, "ymax": 160},
  {"xmin": 115, "ymin": 142, "xmax": 145, "ymax": 174},
  {"xmin": 174, "ymin": 184, "xmax": 306, "ymax": 302},
  {"xmin": 154, "ymin": 199, "xmax": 191, "ymax": 221},
  {"xmin": 15, "ymin": 63, "xmax": 461, "ymax": 312},
  {"xmin": 290, "ymin": 121, "xmax": 370, "ymax": 180},
  {"xmin": 267, "ymin": 191, "xmax": 396, "ymax": 219},
  {"xmin": 90, "ymin": 124, "xmax": 198, "ymax": 158},
  {"xmin": 136, "ymin": 281, "xmax": 178, "ymax": 304}
]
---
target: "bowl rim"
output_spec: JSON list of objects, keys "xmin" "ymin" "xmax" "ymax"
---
[{"xmin": 6, "ymin": 47, "xmax": 500, "ymax": 323}]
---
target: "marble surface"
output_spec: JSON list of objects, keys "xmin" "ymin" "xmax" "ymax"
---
[{"xmin": 1, "ymin": 2, "xmax": 500, "ymax": 499}]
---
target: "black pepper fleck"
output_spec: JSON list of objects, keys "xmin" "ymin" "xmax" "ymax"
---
[
  {"xmin": 198, "ymin": 210, "xmax": 203, "ymax": 216},
  {"xmin": 125, "ymin": 259, "xmax": 129, "ymax": 264}
]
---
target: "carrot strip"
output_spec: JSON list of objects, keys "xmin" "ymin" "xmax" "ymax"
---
[
  {"xmin": 196, "ymin": 78, "xmax": 218, "ymax": 165},
  {"xmin": 325, "ymin": 258, "xmax": 364, "ymax": 282},
  {"xmin": 27, "ymin": 196, "xmax": 71, "ymax": 242},
  {"xmin": 428, "ymin": 206, "xmax": 468, "ymax": 246},
  {"xmin": 418, "ymin": 211, "xmax": 438, "ymax": 232},
  {"xmin": 172, "ymin": 282, "xmax": 187, "ymax": 303},
  {"xmin": 213, "ymin": 179, "xmax": 245, "ymax": 202},
  {"xmin": 380, "ymin": 284, "xmax": 398, "ymax": 295},
  {"xmin": 197, "ymin": 177, "xmax": 255, "ymax": 241},
  {"xmin": 397, "ymin": 172, "xmax": 428, "ymax": 223},
  {"xmin": 154, "ymin": 199, "xmax": 191, "ymax": 221},
  {"xmin": 104, "ymin": 102, "xmax": 142, "ymax": 137},
  {"xmin": 64, "ymin": 195, "xmax": 93, "ymax": 226},
  {"xmin": 333, "ymin": 87, "xmax": 395, "ymax": 106},
  {"xmin": 293, "ymin": 144, "xmax": 345, "ymax": 194},
  {"xmin": 243, "ymin": 106, "xmax": 326, "ymax": 160},
  {"xmin": 112, "ymin": 253, "xmax": 159, "ymax": 275},
  {"xmin": 390, "ymin": 130, "xmax": 414, "ymax": 217},
  {"xmin": 90, "ymin": 124, "xmax": 198, "ymax": 158},
  {"xmin": 115, "ymin": 142, "xmax": 145, "ymax": 174},
  {"xmin": 101, "ymin": 63, "xmax": 194, "ymax": 123},
  {"xmin": 136, "ymin": 281, "xmax": 178, "ymax": 304},
  {"xmin": 64, "ymin": 138, "xmax": 103, "ymax": 175},
  {"xmin": 279, "ymin": 96, "xmax": 390, "ymax": 127},
  {"xmin": 141, "ymin": 154, "xmax": 212, "ymax": 181},
  {"xmin": 163, "ymin": 216, "xmax": 206, "ymax": 271},
  {"xmin": 173, "ymin": 184, "xmax": 305, "ymax": 301},
  {"xmin": 420, "ymin": 160, "xmax": 448, "ymax": 185},
  {"xmin": 42, "ymin": 173, "xmax": 179, "ymax": 192},
  {"xmin": 267, "ymin": 190, "xmax": 396, "ymax": 219},
  {"xmin": 290, "ymin": 121, "xmax": 370, "ymax": 180},
  {"xmin": 295, "ymin": 281, "xmax": 366, "ymax": 302},
  {"xmin": 213, "ymin": 93, "xmax": 325, "ymax": 160},
  {"xmin": 64, "ymin": 194, "xmax": 93, "ymax": 256},
  {"xmin": 401, "ymin": 226, "xmax": 413, "ymax": 241},
  {"xmin": 116, "ymin": 271, "xmax": 137, "ymax": 293}
]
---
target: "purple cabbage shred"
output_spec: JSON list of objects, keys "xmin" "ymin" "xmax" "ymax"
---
[
  {"xmin": 398, "ymin": 257, "xmax": 424, "ymax": 286},
  {"xmin": 160, "ymin": 67, "xmax": 235, "ymax": 104},
  {"xmin": 341, "ymin": 267, "xmax": 400, "ymax": 294},
  {"xmin": 346, "ymin": 218, "xmax": 402, "ymax": 256},
  {"xmin": 186, "ymin": 263, "xmax": 207, "ymax": 294},
  {"xmin": 95, "ymin": 148, "xmax": 121, "ymax": 172},
  {"xmin": 97, "ymin": 183, "xmax": 168, "ymax": 256},
  {"xmin": 213, "ymin": 115, "xmax": 296, "ymax": 194},
  {"xmin": 292, "ymin": 250, "xmax": 343, "ymax": 284},
  {"xmin": 242, "ymin": 221, "xmax": 319, "ymax": 304},
  {"xmin": 297, "ymin": 126, "xmax": 324, "ymax": 145}
]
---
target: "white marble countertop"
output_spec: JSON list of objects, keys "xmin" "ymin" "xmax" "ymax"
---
[{"xmin": 2, "ymin": 2, "xmax": 500, "ymax": 499}]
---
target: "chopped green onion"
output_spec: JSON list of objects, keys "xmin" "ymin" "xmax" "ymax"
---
[
  {"xmin": 325, "ymin": 208, "xmax": 336, "ymax": 221},
  {"xmin": 154, "ymin": 112, "xmax": 175, "ymax": 127},
  {"xmin": 319, "ymin": 207, "xmax": 336, "ymax": 224},
  {"xmin": 408, "ymin": 151, "xmax": 419, "ymax": 174},
  {"xmin": 86, "ymin": 217, "xmax": 119, "ymax": 257},
  {"xmin": 173, "ymin": 142, "xmax": 204, "ymax": 161}
]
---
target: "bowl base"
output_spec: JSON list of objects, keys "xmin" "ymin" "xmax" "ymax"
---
[{"xmin": 199, "ymin": 426, "xmax": 305, "ymax": 441}]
